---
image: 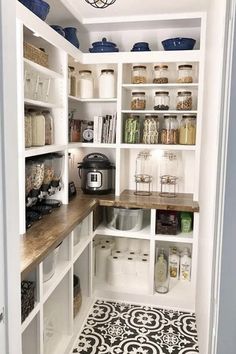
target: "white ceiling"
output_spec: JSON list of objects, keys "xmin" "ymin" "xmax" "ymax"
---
[{"xmin": 46, "ymin": 0, "xmax": 209, "ymax": 27}]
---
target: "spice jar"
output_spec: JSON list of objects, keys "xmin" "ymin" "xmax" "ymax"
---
[
  {"xmin": 98, "ymin": 69, "xmax": 115, "ymax": 98},
  {"xmin": 124, "ymin": 115, "xmax": 140, "ymax": 143},
  {"xmin": 131, "ymin": 91, "xmax": 146, "ymax": 110},
  {"xmin": 176, "ymin": 91, "xmax": 192, "ymax": 110},
  {"xmin": 78, "ymin": 70, "xmax": 93, "ymax": 99},
  {"xmin": 177, "ymin": 64, "xmax": 193, "ymax": 83},
  {"xmin": 160, "ymin": 114, "xmax": 179, "ymax": 144},
  {"xmin": 154, "ymin": 91, "xmax": 170, "ymax": 110},
  {"xmin": 153, "ymin": 65, "xmax": 169, "ymax": 84},
  {"xmin": 179, "ymin": 114, "xmax": 196, "ymax": 145},
  {"xmin": 68, "ymin": 66, "xmax": 77, "ymax": 96},
  {"xmin": 142, "ymin": 115, "xmax": 159, "ymax": 144},
  {"xmin": 132, "ymin": 65, "xmax": 147, "ymax": 84}
]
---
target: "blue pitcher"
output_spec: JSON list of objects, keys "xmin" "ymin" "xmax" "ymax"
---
[{"xmin": 64, "ymin": 27, "xmax": 80, "ymax": 49}]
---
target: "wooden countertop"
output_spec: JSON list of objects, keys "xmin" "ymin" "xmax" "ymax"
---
[{"xmin": 21, "ymin": 190, "xmax": 199, "ymax": 278}]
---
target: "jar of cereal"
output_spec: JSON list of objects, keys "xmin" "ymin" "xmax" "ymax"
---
[
  {"xmin": 160, "ymin": 114, "xmax": 179, "ymax": 144},
  {"xmin": 153, "ymin": 65, "xmax": 169, "ymax": 84},
  {"xmin": 131, "ymin": 91, "xmax": 146, "ymax": 110},
  {"xmin": 132, "ymin": 65, "xmax": 147, "ymax": 84},
  {"xmin": 177, "ymin": 64, "xmax": 193, "ymax": 83}
]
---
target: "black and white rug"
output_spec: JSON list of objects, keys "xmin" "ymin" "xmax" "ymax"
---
[{"xmin": 73, "ymin": 300, "xmax": 199, "ymax": 354}]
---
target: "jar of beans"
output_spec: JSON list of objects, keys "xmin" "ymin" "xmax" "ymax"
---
[
  {"xmin": 153, "ymin": 65, "xmax": 169, "ymax": 84},
  {"xmin": 131, "ymin": 91, "xmax": 146, "ymax": 110},
  {"xmin": 154, "ymin": 91, "xmax": 170, "ymax": 110},
  {"xmin": 179, "ymin": 114, "xmax": 196, "ymax": 145},
  {"xmin": 132, "ymin": 65, "xmax": 147, "ymax": 84},
  {"xmin": 161, "ymin": 114, "xmax": 179, "ymax": 144},
  {"xmin": 142, "ymin": 114, "xmax": 159, "ymax": 144},
  {"xmin": 176, "ymin": 91, "xmax": 192, "ymax": 110},
  {"xmin": 177, "ymin": 64, "xmax": 193, "ymax": 83}
]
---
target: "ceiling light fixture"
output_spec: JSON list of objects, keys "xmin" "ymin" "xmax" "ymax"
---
[{"xmin": 85, "ymin": 0, "xmax": 116, "ymax": 9}]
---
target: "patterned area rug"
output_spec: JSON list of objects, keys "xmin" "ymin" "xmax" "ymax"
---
[{"xmin": 73, "ymin": 300, "xmax": 199, "ymax": 354}]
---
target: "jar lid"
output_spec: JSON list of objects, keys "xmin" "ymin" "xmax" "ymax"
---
[
  {"xmin": 164, "ymin": 114, "xmax": 177, "ymax": 119},
  {"xmin": 101, "ymin": 69, "xmax": 114, "ymax": 73},
  {"xmin": 68, "ymin": 66, "xmax": 75, "ymax": 71},
  {"xmin": 128, "ymin": 114, "xmax": 140, "ymax": 118},
  {"xmin": 182, "ymin": 114, "xmax": 196, "ymax": 119},
  {"xmin": 154, "ymin": 65, "xmax": 168, "ymax": 69},
  {"xmin": 132, "ymin": 91, "xmax": 145, "ymax": 95},
  {"xmin": 133, "ymin": 65, "xmax": 147, "ymax": 69},
  {"xmin": 155, "ymin": 91, "xmax": 169, "ymax": 95},
  {"xmin": 178, "ymin": 64, "xmax": 193, "ymax": 69},
  {"xmin": 145, "ymin": 114, "xmax": 158, "ymax": 118},
  {"xmin": 177, "ymin": 91, "xmax": 192, "ymax": 96},
  {"xmin": 79, "ymin": 70, "xmax": 92, "ymax": 74}
]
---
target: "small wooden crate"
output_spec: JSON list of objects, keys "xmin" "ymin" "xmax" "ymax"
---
[{"xmin": 23, "ymin": 42, "xmax": 49, "ymax": 68}]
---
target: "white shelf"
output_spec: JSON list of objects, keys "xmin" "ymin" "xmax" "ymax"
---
[
  {"xmin": 25, "ymin": 145, "xmax": 66, "ymax": 157},
  {"xmin": 24, "ymin": 58, "xmax": 63, "ymax": 79},
  {"xmin": 44, "ymin": 333, "xmax": 72, "ymax": 354},
  {"xmin": 73, "ymin": 237, "xmax": 92, "ymax": 263},
  {"xmin": 120, "ymin": 143, "xmax": 196, "ymax": 151},
  {"xmin": 122, "ymin": 83, "xmax": 199, "ymax": 90},
  {"xmin": 21, "ymin": 302, "xmax": 40, "ymax": 333},
  {"xmin": 94, "ymin": 276, "xmax": 150, "ymax": 296},
  {"xmin": 122, "ymin": 110, "xmax": 198, "ymax": 114},
  {"xmin": 43, "ymin": 261, "xmax": 71, "ymax": 303},
  {"xmin": 24, "ymin": 98, "xmax": 60, "ymax": 109},
  {"xmin": 95, "ymin": 223, "xmax": 151, "ymax": 238},
  {"xmin": 68, "ymin": 95, "xmax": 117, "ymax": 103},
  {"xmin": 68, "ymin": 142, "xmax": 116, "ymax": 149},
  {"xmin": 154, "ymin": 232, "xmax": 194, "ymax": 243}
]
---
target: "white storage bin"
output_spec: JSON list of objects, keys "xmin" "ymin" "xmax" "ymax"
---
[
  {"xmin": 105, "ymin": 207, "xmax": 144, "ymax": 231},
  {"xmin": 43, "ymin": 243, "xmax": 61, "ymax": 282}
]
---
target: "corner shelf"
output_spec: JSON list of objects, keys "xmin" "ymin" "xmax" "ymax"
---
[
  {"xmin": 122, "ymin": 110, "xmax": 198, "ymax": 114},
  {"xmin": 120, "ymin": 143, "xmax": 196, "ymax": 151},
  {"xmin": 154, "ymin": 232, "xmax": 194, "ymax": 243},
  {"xmin": 95, "ymin": 223, "xmax": 151, "ymax": 239},
  {"xmin": 25, "ymin": 145, "xmax": 66, "ymax": 157},
  {"xmin": 68, "ymin": 95, "xmax": 117, "ymax": 103},
  {"xmin": 21, "ymin": 302, "xmax": 40, "ymax": 333},
  {"xmin": 24, "ymin": 58, "xmax": 63, "ymax": 79},
  {"xmin": 122, "ymin": 83, "xmax": 199, "ymax": 90},
  {"xmin": 24, "ymin": 98, "xmax": 60, "ymax": 109}
]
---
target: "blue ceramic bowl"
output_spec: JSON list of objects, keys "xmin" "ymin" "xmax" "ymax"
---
[
  {"xmin": 133, "ymin": 42, "xmax": 150, "ymax": 48},
  {"xmin": 19, "ymin": 0, "xmax": 31, "ymax": 7},
  {"xmin": 92, "ymin": 38, "xmax": 117, "ymax": 48},
  {"xmin": 64, "ymin": 27, "xmax": 80, "ymax": 48},
  {"xmin": 131, "ymin": 41, "xmax": 151, "ymax": 51},
  {"xmin": 89, "ymin": 47, "xmax": 119, "ymax": 53},
  {"xmin": 162, "ymin": 37, "xmax": 196, "ymax": 51},
  {"xmin": 50, "ymin": 25, "xmax": 65, "ymax": 37},
  {"xmin": 23, "ymin": 0, "xmax": 50, "ymax": 21}
]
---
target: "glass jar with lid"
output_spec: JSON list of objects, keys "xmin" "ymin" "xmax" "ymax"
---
[
  {"xmin": 176, "ymin": 91, "xmax": 192, "ymax": 110},
  {"xmin": 132, "ymin": 65, "xmax": 147, "ymax": 84},
  {"xmin": 153, "ymin": 65, "xmax": 169, "ymax": 84},
  {"xmin": 154, "ymin": 91, "xmax": 170, "ymax": 110},
  {"xmin": 160, "ymin": 114, "xmax": 179, "ymax": 144},
  {"xmin": 124, "ymin": 115, "xmax": 140, "ymax": 143},
  {"xmin": 68, "ymin": 66, "xmax": 77, "ymax": 96},
  {"xmin": 142, "ymin": 114, "xmax": 159, "ymax": 144},
  {"xmin": 179, "ymin": 114, "xmax": 196, "ymax": 145},
  {"xmin": 131, "ymin": 91, "xmax": 146, "ymax": 110},
  {"xmin": 78, "ymin": 70, "xmax": 93, "ymax": 99},
  {"xmin": 177, "ymin": 64, "xmax": 193, "ymax": 83},
  {"xmin": 98, "ymin": 69, "xmax": 115, "ymax": 98}
]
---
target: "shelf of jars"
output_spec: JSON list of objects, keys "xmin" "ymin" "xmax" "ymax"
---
[
  {"xmin": 68, "ymin": 142, "xmax": 117, "ymax": 149},
  {"xmin": 24, "ymin": 98, "xmax": 60, "ymax": 109},
  {"xmin": 121, "ymin": 110, "xmax": 198, "ymax": 114},
  {"xmin": 120, "ymin": 144, "xmax": 196, "ymax": 151},
  {"xmin": 23, "ymin": 58, "xmax": 63, "ymax": 79},
  {"xmin": 24, "ymin": 145, "xmax": 67, "ymax": 158},
  {"xmin": 68, "ymin": 95, "xmax": 117, "ymax": 103},
  {"xmin": 122, "ymin": 83, "xmax": 199, "ymax": 90}
]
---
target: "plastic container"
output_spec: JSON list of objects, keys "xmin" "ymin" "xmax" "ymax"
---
[
  {"xmin": 153, "ymin": 65, "xmax": 169, "ymax": 84},
  {"xmin": 160, "ymin": 114, "xmax": 179, "ymax": 144},
  {"xmin": 105, "ymin": 207, "xmax": 144, "ymax": 231},
  {"xmin": 42, "ymin": 110, "xmax": 54, "ymax": 145},
  {"xmin": 179, "ymin": 114, "xmax": 196, "ymax": 145},
  {"xmin": 78, "ymin": 70, "xmax": 93, "ymax": 99},
  {"xmin": 132, "ymin": 65, "xmax": 147, "ymax": 84},
  {"xmin": 131, "ymin": 91, "xmax": 146, "ymax": 110},
  {"xmin": 98, "ymin": 69, "xmax": 115, "ymax": 98},
  {"xmin": 30, "ymin": 111, "xmax": 45, "ymax": 146},
  {"xmin": 154, "ymin": 91, "xmax": 170, "ymax": 110},
  {"xmin": 43, "ymin": 243, "xmax": 61, "ymax": 282},
  {"xmin": 177, "ymin": 64, "xmax": 193, "ymax": 83},
  {"xmin": 176, "ymin": 91, "xmax": 192, "ymax": 110}
]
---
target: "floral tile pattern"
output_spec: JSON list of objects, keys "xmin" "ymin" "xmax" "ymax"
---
[{"xmin": 73, "ymin": 300, "xmax": 199, "ymax": 354}]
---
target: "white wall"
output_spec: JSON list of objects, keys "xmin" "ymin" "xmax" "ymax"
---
[{"xmin": 196, "ymin": 0, "xmax": 227, "ymax": 353}]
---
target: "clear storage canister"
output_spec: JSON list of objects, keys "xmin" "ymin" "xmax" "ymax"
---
[
  {"xmin": 142, "ymin": 114, "xmax": 159, "ymax": 144},
  {"xmin": 124, "ymin": 115, "xmax": 140, "ymax": 143},
  {"xmin": 132, "ymin": 65, "xmax": 147, "ymax": 84},
  {"xmin": 154, "ymin": 91, "xmax": 170, "ymax": 110},
  {"xmin": 68, "ymin": 66, "xmax": 77, "ymax": 96},
  {"xmin": 179, "ymin": 114, "xmax": 196, "ymax": 145},
  {"xmin": 177, "ymin": 64, "xmax": 193, "ymax": 83},
  {"xmin": 161, "ymin": 114, "xmax": 179, "ymax": 144},
  {"xmin": 153, "ymin": 65, "xmax": 169, "ymax": 84},
  {"xmin": 131, "ymin": 91, "xmax": 146, "ymax": 110},
  {"xmin": 98, "ymin": 69, "xmax": 115, "ymax": 98},
  {"xmin": 78, "ymin": 70, "xmax": 93, "ymax": 99},
  {"xmin": 24, "ymin": 112, "xmax": 32, "ymax": 148},
  {"xmin": 176, "ymin": 91, "xmax": 192, "ymax": 110}
]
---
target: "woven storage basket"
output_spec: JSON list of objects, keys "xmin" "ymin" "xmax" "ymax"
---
[
  {"xmin": 21, "ymin": 280, "xmax": 35, "ymax": 322},
  {"xmin": 24, "ymin": 42, "xmax": 49, "ymax": 68},
  {"xmin": 156, "ymin": 211, "xmax": 179, "ymax": 235}
]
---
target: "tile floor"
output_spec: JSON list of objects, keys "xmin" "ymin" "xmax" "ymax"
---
[{"xmin": 73, "ymin": 300, "xmax": 199, "ymax": 354}]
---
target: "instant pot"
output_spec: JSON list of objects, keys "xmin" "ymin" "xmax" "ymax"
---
[{"xmin": 78, "ymin": 153, "xmax": 114, "ymax": 194}]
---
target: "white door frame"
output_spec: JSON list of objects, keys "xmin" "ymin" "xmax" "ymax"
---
[{"xmin": 0, "ymin": 0, "xmax": 21, "ymax": 353}]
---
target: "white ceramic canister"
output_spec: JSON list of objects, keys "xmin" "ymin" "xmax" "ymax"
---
[
  {"xmin": 78, "ymin": 70, "xmax": 93, "ymax": 99},
  {"xmin": 98, "ymin": 69, "xmax": 115, "ymax": 98}
]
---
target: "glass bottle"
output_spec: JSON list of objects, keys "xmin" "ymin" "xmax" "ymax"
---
[
  {"xmin": 68, "ymin": 66, "xmax": 76, "ymax": 96},
  {"xmin": 98, "ymin": 69, "xmax": 115, "ymax": 98},
  {"xmin": 176, "ymin": 91, "xmax": 192, "ymax": 110},
  {"xmin": 142, "ymin": 114, "xmax": 159, "ymax": 144},
  {"xmin": 78, "ymin": 70, "xmax": 93, "ymax": 99},
  {"xmin": 160, "ymin": 115, "xmax": 179, "ymax": 144},
  {"xmin": 132, "ymin": 65, "xmax": 147, "ymax": 84},
  {"xmin": 180, "ymin": 248, "xmax": 191, "ymax": 281},
  {"xmin": 124, "ymin": 115, "xmax": 140, "ymax": 143},
  {"xmin": 131, "ymin": 91, "xmax": 146, "ymax": 110},
  {"xmin": 155, "ymin": 251, "xmax": 169, "ymax": 293},
  {"xmin": 179, "ymin": 114, "xmax": 196, "ymax": 145},
  {"xmin": 153, "ymin": 65, "xmax": 169, "ymax": 84},
  {"xmin": 177, "ymin": 64, "xmax": 193, "ymax": 83},
  {"xmin": 169, "ymin": 247, "xmax": 180, "ymax": 279},
  {"xmin": 154, "ymin": 91, "xmax": 170, "ymax": 110}
]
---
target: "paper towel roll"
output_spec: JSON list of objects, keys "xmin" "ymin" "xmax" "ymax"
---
[
  {"xmin": 107, "ymin": 255, "xmax": 126, "ymax": 287},
  {"xmin": 128, "ymin": 238, "xmax": 141, "ymax": 253},
  {"xmin": 136, "ymin": 258, "xmax": 149, "ymax": 277},
  {"xmin": 112, "ymin": 249, "xmax": 127, "ymax": 257},
  {"xmin": 141, "ymin": 240, "xmax": 150, "ymax": 253},
  {"xmin": 95, "ymin": 244, "xmax": 112, "ymax": 280},
  {"xmin": 124, "ymin": 256, "xmax": 136, "ymax": 275},
  {"xmin": 100, "ymin": 237, "xmax": 116, "ymax": 249},
  {"xmin": 115, "ymin": 237, "xmax": 128, "ymax": 251}
]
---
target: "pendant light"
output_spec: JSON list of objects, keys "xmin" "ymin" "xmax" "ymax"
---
[{"xmin": 85, "ymin": 0, "xmax": 117, "ymax": 9}]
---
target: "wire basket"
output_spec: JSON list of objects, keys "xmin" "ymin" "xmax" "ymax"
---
[
  {"xmin": 24, "ymin": 42, "xmax": 49, "ymax": 68},
  {"xmin": 21, "ymin": 280, "xmax": 35, "ymax": 322}
]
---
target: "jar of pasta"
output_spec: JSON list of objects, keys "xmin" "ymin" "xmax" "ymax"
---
[
  {"xmin": 179, "ymin": 114, "xmax": 196, "ymax": 145},
  {"xmin": 132, "ymin": 65, "xmax": 147, "ymax": 84},
  {"xmin": 131, "ymin": 91, "xmax": 146, "ymax": 110},
  {"xmin": 160, "ymin": 114, "xmax": 179, "ymax": 144},
  {"xmin": 177, "ymin": 64, "xmax": 193, "ymax": 83},
  {"xmin": 153, "ymin": 65, "xmax": 169, "ymax": 84},
  {"xmin": 142, "ymin": 114, "xmax": 159, "ymax": 144},
  {"xmin": 176, "ymin": 91, "xmax": 192, "ymax": 110}
]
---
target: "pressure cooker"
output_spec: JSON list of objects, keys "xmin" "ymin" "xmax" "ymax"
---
[{"xmin": 78, "ymin": 153, "xmax": 114, "ymax": 194}]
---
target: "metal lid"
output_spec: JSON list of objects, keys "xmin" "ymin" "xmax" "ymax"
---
[
  {"xmin": 132, "ymin": 91, "xmax": 145, "ymax": 95},
  {"xmin": 79, "ymin": 70, "xmax": 92, "ymax": 74},
  {"xmin": 154, "ymin": 64, "xmax": 168, "ymax": 70},
  {"xmin": 101, "ymin": 69, "xmax": 114, "ymax": 74},
  {"xmin": 178, "ymin": 64, "xmax": 193, "ymax": 69},
  {"xmin": 155, "ymin": 91, "xmax": 169, "ymax": 95},
  {"xmin": 78, "ymin": 153, "xmax": 112, "ymax": 169},
  {"xmin": 133, "ymin": 65, "xmax": 147, "ymax": 69},
  {"xmin": 177, "ymin": 91, "xmax": 192, "ymax": 96},
  {"xmin": 163, "ymin": 114, "xmax": 177, "ymax": 119},
  {"xmin": 182, "ymin": 114, "xmax": 196, "ymax": 119}
]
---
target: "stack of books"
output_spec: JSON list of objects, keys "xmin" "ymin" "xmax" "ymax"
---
[{"xmin": 93, "ymin": 113, "xmax": 117, "ymax": 144}]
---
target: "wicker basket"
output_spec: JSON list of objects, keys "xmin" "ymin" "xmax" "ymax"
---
[
  {"xmin": 156, "ymin": 211, "xmax": 179, "ymax": 235},
  {"xmin": 23, "ymin": 42, "xmax": 49, "ymax": 68},
  {"xmin": 21, "ymin": 280, "xmax": 35, "ymax": 323}
]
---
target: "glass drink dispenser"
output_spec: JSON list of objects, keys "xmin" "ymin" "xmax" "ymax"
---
[
  {"xmin": 134, "ymin": 151, "xmax": 152, "ymax": 196},
  {"xmin": 51, "ymin": 154, "xmax": 63, "ymax": 192}
]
